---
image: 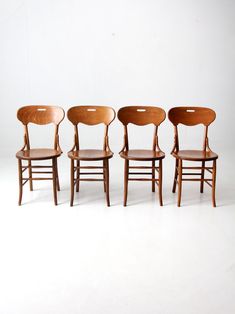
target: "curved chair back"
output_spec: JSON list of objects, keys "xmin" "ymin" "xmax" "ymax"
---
[
  {"xmin": 118, "ymin": 106, "xmax": 165, "ymax": 126},
  {"xmin": 67, "ymin": 106, "xmax": 115, "ymax": 126},
  {"xmin": 17, "ymin": 105, "xmax": 64, "ymax": 125},
  {"xmin": 168, "ymin": 107, "xmax": 216, "ymax": 126}
]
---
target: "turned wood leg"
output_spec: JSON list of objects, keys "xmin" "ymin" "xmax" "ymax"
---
[
  {"xmin": 172, "ymin": 159, "xmax": 178, "ymax": 193},
  {"xmin": 124, "ymin": 160, "xmax": 129, "ymax": 206},
  {"xmin": 177, "ymin": 159, "xmax": 182, "ymax": 207},
  {"xmin": 52, "ymin": 158, "xmax": 58, "ymax": 205},
  {"xmin": 200, "ymin": 161, "xmax": 205, "ymax": 193},
  {"xmin": 70, "ymin": 159, "xmax": 75, "ymax": 206},
  {"xmin": 103, "ymin": 160, "xmax": 106, "ymax": 193},
  {"xmin": 152, "ymin": 160, "xmax": 155, "ymax": 192},
  {"xmin": 105, "ymin": 159, "xmax": 110, "ymax": 206},
  {"xmin": 158, "ymin": 159, "xmax": 163, "ymax": 206},
  {"xmin": 76, "ymin": 160, "xmax": 80, "ymax": 192},
  {"xmin": 18, "ymin": 159, "xmax": 23, "ymax": 206},
  {"xmin": 55, "ymin": 158, "xmax": 60, "ymax": 191},
  {"xmin": 28, "ymin": 160, "xmax": 33, "ymax": 191},
  {"xmin": 212, "ymin": 159, "xmax": 217, "ymax": 207}
]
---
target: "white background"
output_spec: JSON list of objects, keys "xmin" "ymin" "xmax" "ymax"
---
[{"xmin": 0, "ymin": 1, "xmax": 235, "ymax": 313}]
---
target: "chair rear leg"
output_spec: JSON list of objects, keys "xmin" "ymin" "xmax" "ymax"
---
[
  {"xmin": 212, "ymin": 159, "xmax": 217, "ymax": 207},
  {"xmin": 52, "ymin": 158, "xmax": 58, "ymax": 205},
  {"xmin": 200, "ymin": 161, "xmax": 205, "ymax": 193},
  {"xmin": 28, "ymin": 160, "xmax": 33, "ymax": 191},
  {"xmin": 158, "ymin": 159, "xmax": 163, "ymax": 206},
  {"xmin": 177, "ymin": 159, "xmax": 182, "ymax": 207},
  {"xmin": 152, "ymin": 160, "xmax": 155, "ymax": 192},
  {"xmin": 18, "ymin": 159, "xmax": 23, "ymax": 206},
  {"xmin": 124, "ymin": 160, "xmax": 129, "ymax": 206},
  {"xmin": 105, "ymin": 159, "xmax": 110, "ymax": 206},
  {"xmin": 70, "ymin": 159, "xmax": 75, "ymax": 206},
  {"xmin": 172, "ymin": 159, "xmax": 178, "ymax": 193},
  {"xmin": 76, "ymin": 160, "xmax": 80, "ymax": 192},
  {"xmin": 103, "ymin": 160, "xmax": 106, "ymax": 193}
]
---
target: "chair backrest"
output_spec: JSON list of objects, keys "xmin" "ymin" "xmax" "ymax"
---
[
  {"xmin": 118, "ymin": 106, "xmax": 166, "ymax": 151},
  {"xmin": 168, "ymin": 107, "xmax": 216, "ymax": 126},
  {"xmin": 118, "ymin": 106, "xmax": 166, "ymax": 126},
  {"xmin": 67, "ymin": 106, "xmax": 115, "ymax": 126},
  {"xmin": 168, "ymin": 106, "xmax": 216, "ymax": 152},
  {"xmin": 17, "ymin": 105, "xmax": 65, "ymax": 125},
  {"xmin": 17, "ymin": 105, "xmax": 65, "ymax": 150},
  {"xmin": 67, "ymin": 106, "xmax": 116, "ymax": 151}
]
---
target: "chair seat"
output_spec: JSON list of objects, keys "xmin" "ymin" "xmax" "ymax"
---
[
  {"xmin": 120, "ymin": 149, "xmax": 165, "ymax": 161},
  {"xmin": 172, "ymin": 150, "xmax": 218, "ymax": 161},
  {"xmin": 16, "ymin": 148, "xmax": 62, "ymax": 160},
  {"xmin": 68, "ymin": 149, "xmax": 113, "ymax": 161}
]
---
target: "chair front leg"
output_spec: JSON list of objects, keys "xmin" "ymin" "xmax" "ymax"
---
[
  {"xmin": 18, "ymin": 159, "xmax": 23, "ymax": 206},
  {"xmin": 177, "ymin": 159, "xmax": 182, "ymax": 207},
  {"xmin": 158, "ymin": 159, "xmax": 163, "ymax": 206},
  {"xmin": 172, "ymin": 159, "xmax": 178, "ymax": 193},
  {"xmin": 124, "ymin": 160, "xmax": 129, "ymax": 206},
  {"xmin": 55, "ymin": 158, "xmax": 60, "ymax": 191},
  {"xmin": 76, "ymin": 160, "xmax": 80, "ymax": 192},
  {"xmin": 212, "ymin": 159, "xmax": 217, "ymax": 207},
  {"xmin": 103, "ymin": 160, "xmax": 106, "ymax": 193},
  {"xmin": 70, "ymin": 159, "xmax": 75, "ymax": 206},
  {"xmin": 104, "ymin": 159, "xmax": 110, "ymax": 206},
  {"xmin": 152, "ymin": 160, "xmax": 155, "ymax": 192},
  {"xmin": 200, "ymin": 161, "xmax": 205, "ymax": 193},
  {"xmin": 28, "ymin": 160, "xmax": 33, "ymax": 191},
  {"xmin": 52, "ymin": 158, "xmax": 58, "ymax": 205}
]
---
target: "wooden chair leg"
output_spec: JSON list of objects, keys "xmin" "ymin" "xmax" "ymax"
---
[
  {"xmin": 52, "ymin": 158, "xmax": 58, "ymax": 205},
  {"xmin": 70, "ymin": 159, "xmax": 75, "ymax": 206},
  {"xmin": 76, "ymin": 160, "xmax": 80, "ymax": 192},
  {"xmin": 152, "ymin": 160, "xmax": 155, "ymax": 192},
  {"xmin": 212, "ymin": 159, "xmax": 217, "ymax": 207},
  {"xmin": 200, "ymin": 161, "xmax": 205, "ymax": 193},
  {"xmin": 103, "ymin": 160, "xmax": 106, "ymax": 193},
  {"xmin": 124, "ymin": 160, "xmax": 129, "ymax": 206},
  {"xmin": 18, "ymin": 159, "xmax": 23, "ymax": 206},
  {"xmin": 158, "ymin": 159, "xmax": 163, "ymax": 206},
  {"xmin": 28, "ymin": 160, "xmax": 33, "ymax": 191},
  {"xmin": 172, "ymin": 159, "xmax": 178, "ymax": 193},
  {"xmin": 177, "ymin": 159, "xmax": 182, "ymax": 207},
  {"xmin": 105, "ymin": 159, "xmax": 110, "ymax": 206},
  {"xmin": 55, "ymin": 158, "xmax": 60, "ymax": 191}
]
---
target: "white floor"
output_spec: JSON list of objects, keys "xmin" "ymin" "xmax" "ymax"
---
[{"xmin": 0, "ymin": 154, "xmax": 235, "ymax": 314}]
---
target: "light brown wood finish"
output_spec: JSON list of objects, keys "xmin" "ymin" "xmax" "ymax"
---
[
  {"xmin": 16, "ymin": 105, "xmax": 65, "ymax": 205},
  {"xmin": 168, "ymin": 106, "xmax": 218, "ymax": 207},
  {"xmin": 118, "ymin": 106, "xmax": 166, "ymax": 206},
  {"xmin": 67, "ymin": 106, "xmax": 115, "ymax": 206}
]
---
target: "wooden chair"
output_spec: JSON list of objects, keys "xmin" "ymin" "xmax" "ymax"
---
[
  {"xmin": 168, "ymin": 107, "xmax": 218, "ymax": 207},
  {"xmin": 67, "ymin": 106, "xmax": 116, "ymax": 206},
  {"xmin": 118, "ymin": 106, "xmax": 166, "ymax": 206},
  {"xmin": 16, "ymin": 105, "xmax": 65, "ymax": 205}
]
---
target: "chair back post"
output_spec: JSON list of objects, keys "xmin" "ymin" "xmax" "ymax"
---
[
  {"xmin": 103, "ymin": 125, "xmax": 114, "ymax": 153},
  {"xmin": 124, "ymin": 125, "xmax": 129, "ymax": 151},
  {"xmin": 152, "ymin": 125, "xmax": 159, "ymax": 151},
  {"xmin": 24, "ymin": 125, "xmax": 30, "ymax": 150},
  {"xmin": 54, "ymin": 125, "xmax": 59, "ymax": 150},
  {"xmin": 171, "ymin": 125, "xmax": 179, "ymax": 154},
  {"xmin": 203, "ymin": 125, "xmax": 209, "ymax": 151},
  {"xmin": 74, "ymin": 125, "xmax": 79, "ymax": 150}
]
